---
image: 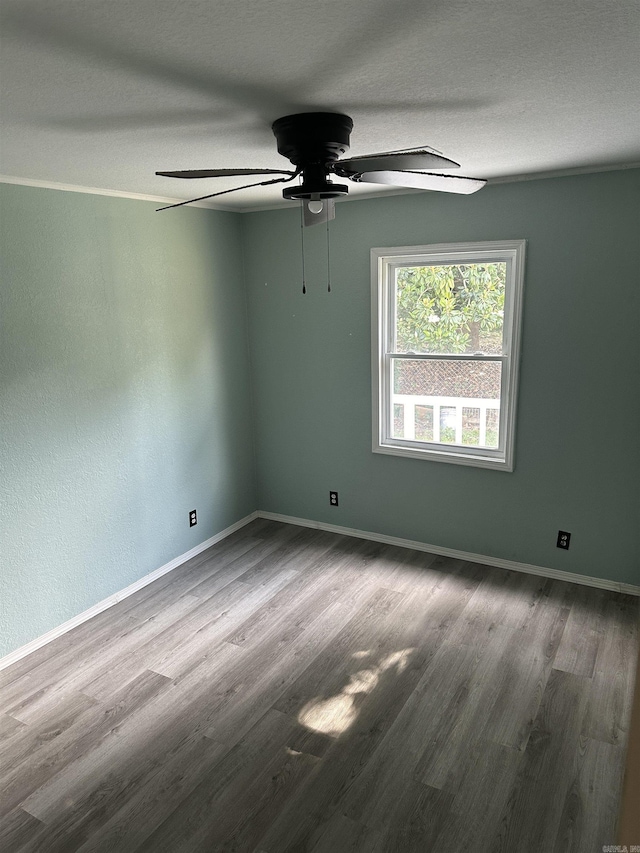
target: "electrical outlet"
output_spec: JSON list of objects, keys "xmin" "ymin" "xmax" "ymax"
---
[
  {"xmin": 329, "ymin": 491, "xmax": 339, "ymax": 507},
  {"xmin": 556, "ymin": 530, "xmax": 570, "ymax": 550},
  {"xmin": 189, "ymin": 509, "xmax": 197, "ymax": 527}
]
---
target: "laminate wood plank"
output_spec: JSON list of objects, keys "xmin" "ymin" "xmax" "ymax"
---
[
  {"xmin": 284, "ymin": 724, "xmax": 335, "ymax": 759},
  {"xmin": 340, "ymin": 639, "xmax": 485, "ymax": 827},
  {"xmin": 0, "ymin": 534, "xmax": 267, "ymax": 700},
  {"xmin": 0, "ymin": 522, "xmax": 634, "ymax": 852},
  {"xmin": 488, "ymin": 668, "xmax": 591, "ymax": 853},
  {"xmin": 183, "ymin": 531, "xmax": 309, "ymax": 600},
  {"xmin": 302, "ymin": 569, "xmax": 489, "ymax": 828},
  {"xmin": 369, "ymin": 781, "xmax": 453, "ymax": 853},
  {"xmin": 582, "ymin": 594, "xmax": 639, "ymax": 745},
  {"xmin": 0, "ymin": 713, "xmax": 26, "ymax": 743},
  {"xmin": 106, "ymin": 534, "xmax": 266, "ymax": 616},
  {"xmin": 109, "ymin": 528, "xmax": 302, "ymax": 629},
  {"xmin": 4, "ymin": 595, "xmax": 197, "ymax": 723},
  {"xmin": 443, "ymin": 564, "xmax": 540, "ymax": 647},
  {"xmin": 11, "ymin": 672, "xmax": 170, "ymax": 821},
  {"xmin": 74, "ymin": 736, "xmax": 227, "ymax": 853},
  {"xmin": 16, "ymin": 645, "xmax": 243, "ymax": 827},
  {"xmin": 58, "ymin": 521, "xmax": 294, "ymax": 640},
  {"xmin": 418, "ymin": 625, "xmax": 516, "ymax": 790},
  {"xmin": 223, "ymin": 541, "xmax": 384, "ymax": 656},
  {"xmin": 257, "ymin": 678, "xmax": 429, "ymax": 853},
  {"xmin": 2, "ymin": 668, "xmax": 172, "ymax": 820},
  {"xmin": 0, "ymin": 808, "xmax": 45, "ymax": 851},
  {"xmin": 17, "ymin": 643, "xmax": 246, "ymax": 840},
  {"xmin": 1, "ymin": 594, "xmax": 200, "ymax": 716},
  {"xmin": 429, "ymin": 739, "xmax": 523, "ymax": 853},
  {"xmin": 244, "ymin": 518, "xmax": 306, "ymax": 541},
  {"xmin": 135, "ymin": 709, "xmax": 300, "ymax": 853},
  {"xmin": 272, "ymin": 561, "xmax": 482, "ymax": 721},
  {"xmin": 223, "ymin": 535, "xmax": 374, "ymax": 648},
  {"xmin": 0, "ymin": 618, "xmax": 134, "ymax": 713},
  {"xmin": 83, "ymin": 528, "xmax": 262, "ymax": 615},
  {"xmin": 348, "ymin": 543, "xmax": 440, "ymax": 595},
  {"xmin": 553, "ymin": 585, "xmax": 609, "ymax": 678},
  {"xmin": 308, "ymin": 814, "xmax": 383, "ymax": 853},
  {"xmin": 202, "ymin": 599, "xmax": 364, "ymax": 746},
  {"xmin": 227, "ymin": 526, "xmax": 333, "ymax": 589},
  {"xmin": 1, "ymin": 705, "xmax": 109, "ymax": 815},
  {"xmin": 21, "ymin": 735, "xmax": 228, "ymax": 853},
  {"xmin": 256, "ymin": 577, "xmax": 485, "ymax": 852},
  {"xmin": 82, "ymin": 566, "xmax": 301, "ymax": 699},
  {"xmin": 271, "ymin": 585, "xmax": 406, "ymax": 719},
  {"xmin": 78, "ymin": 579, "xmax": 256, "ymax": 699},
  {"xmin": 191, "ymin": 742, "xmax": 320, "ymax": 852},
  {"xmin": 144, "ymin": 571, "xmax": 298, "ymax": 680},
  {"xmin": 103, "ymin": 574, "xmax": 341, "ymax": 748},
  {"xmin": 257, "ymin": 686, "xmax": 436, "ymax": 845},
  {"xmin": 617, "ymin": 630, "xmax": 640, "ymax": 847},
  {"xmin": 553, "ymin": 737, "xmax": 626, "ymax": 853},
  {"xmin": 1, "ymin": 690, "xmax": 97, "ymax": 776},
  {"xmin": 0, "ymin": 532, "xmax": 263, "ymax": 692},
  {"xmin": 479, "ymin": 578, "xmax": 572, "ymax": 752},
  {"xmin": 258, "ymin": 808, "xmax": 383, "ymax": 853},
  {"xmin": 410, "ymin": 575, "xmax": 570, "ymax": 791}
]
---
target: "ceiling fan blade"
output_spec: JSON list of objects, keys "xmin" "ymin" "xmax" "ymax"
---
[
  {"xmin": 156, "ymin": 168, "xmax": 294, "ymax": 179},
  {"xmin": 156, "ymin": 175, "xmax": 294, "ymax": 211},
  {"xmin": 336, "ymin": 149, "xmax": 460, "ymax": 175},
  {"xmin": 353, "ymin": 170, "xmax": 486, "ymax": 195},
  {"xmin": 303, "ymin": 198, "xmax": 335, "ymax": 227}
]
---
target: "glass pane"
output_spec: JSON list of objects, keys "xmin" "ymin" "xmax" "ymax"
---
[
  {"xmin": 394, "ymin": 262, "xmax": 506, "ymax": 355},
  {"xmin": 485, "ymin": 408, "xmax": 499, "ymax": 448},
  {"xmin": 440, "ymin": 406, "xmax": 456, "ymax": 443},
  {"xmin": 415, "ymin": 405, "xmax": 433, "ymax": 441},
  {"xmin": 462, "ymin": 407, "xmax": 480, "ymax": 445},
  {"xmin": 392, "ymin": 358, "xmax": 501, "ymax": 448},
  {"xmin": 393, "ymin": 403, "xmax": 404, "ymax": 438}
]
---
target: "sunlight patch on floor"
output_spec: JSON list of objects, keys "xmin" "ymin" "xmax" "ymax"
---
[{"xmin": 298, "ymin": 648, "xmax": 414, "ymax": 736}]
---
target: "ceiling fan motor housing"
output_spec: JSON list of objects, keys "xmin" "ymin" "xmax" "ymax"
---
[{"xmin": 273, "ymin": 112, "xmax": 352, "ymax": 200}]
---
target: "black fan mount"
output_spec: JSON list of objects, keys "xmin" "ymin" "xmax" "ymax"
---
[{"xmin": 273, "ymin": 112, "xmax": 352, "ymax": 200}]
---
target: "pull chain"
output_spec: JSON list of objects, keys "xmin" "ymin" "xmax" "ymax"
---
[{"xmin": 299, "ymin": 200, "xmax": 306, "ymax": 294}]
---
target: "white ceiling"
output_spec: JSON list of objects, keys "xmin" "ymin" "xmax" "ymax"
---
[{"xmin": 1, "ymin": 0, "xmax": 639, "ymax": 210}]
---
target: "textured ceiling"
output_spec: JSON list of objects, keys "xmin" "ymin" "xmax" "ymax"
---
[{"xmin": 1, "ymin": 0, "xmax": 639, "ymax": 210}]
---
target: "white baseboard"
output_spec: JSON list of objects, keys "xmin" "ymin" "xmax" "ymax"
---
[
  {"xmin": 0, "ymin": 511, "xmax": 259, "ymax": 673},
  {"xmin": 257, "ymin": 511, "xmax": 640, "ymax": 597},
  {"xmin": 3, "ymin": 507, "xmax": 637, "ymax": 674}
]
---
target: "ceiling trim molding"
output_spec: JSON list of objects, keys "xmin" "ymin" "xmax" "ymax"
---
[
  {"xmin": 0, "ymin": 174, "xmax": 236, "ymax": 211},
  {"xmin": 486, "ymin": 161, "xmax": 640, "ymax": 186}
]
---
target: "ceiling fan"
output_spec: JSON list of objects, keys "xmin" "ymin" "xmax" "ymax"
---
[{"xmin": 156, "ymin": 112, "xmax": 486, "ymax": 224}]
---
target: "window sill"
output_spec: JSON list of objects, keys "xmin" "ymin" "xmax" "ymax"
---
[{"xmin": 373, "ymin": 441, "xmax": 514, "ymax": 471}]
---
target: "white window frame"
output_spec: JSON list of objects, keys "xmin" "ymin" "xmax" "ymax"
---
[{"xmin": 371, "ymin": 240, "xmax": 526, "ymax": 471}]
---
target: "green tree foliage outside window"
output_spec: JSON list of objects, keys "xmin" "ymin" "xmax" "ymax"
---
[{"xmin": 395, "ymin": 263, "xmax": 506, "ymax": 354}]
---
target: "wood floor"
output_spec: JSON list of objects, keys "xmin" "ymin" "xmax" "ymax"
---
[{"xmin": 1, "ymin": 519, "xmax": 638, "ymax": 852}]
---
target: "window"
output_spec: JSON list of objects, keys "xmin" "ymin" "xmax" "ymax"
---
[{"xmin": 372, "ymin": 240, "xmax": 525, "ymax": 470}]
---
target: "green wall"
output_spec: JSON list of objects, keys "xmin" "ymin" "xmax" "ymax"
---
[
  {"xmin": 1, "ymin": 169, "xmax": 638, "ymax": 658},
  {"xmin": 243, "ymin": 169, "xmax": 640, "ymax": 586},
  {"xmin": 0, "ymin": 185, "xmax": 256, "ymax": 656}
]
